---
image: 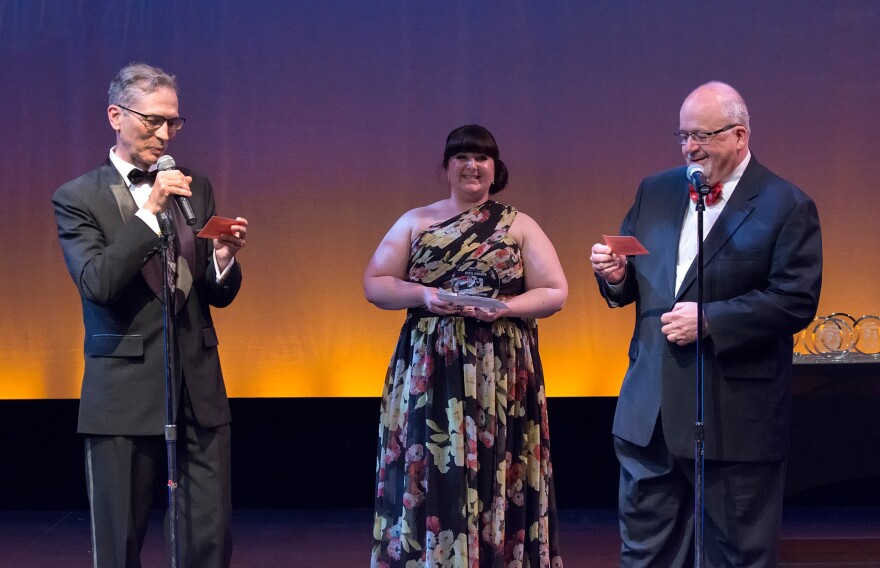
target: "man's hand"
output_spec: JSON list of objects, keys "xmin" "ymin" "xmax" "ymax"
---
[
  {"xmin": 590, "ymin": 243, "xmax": 627, "ymax": 284},
  {"xmin": 144, "ymin": 170, "xmax": 192, "ymax": 215},
  {"xmin": 214, "ymin": 217, "xmax": 248, "ymax": 272},
  {"xmin": 660, "ymin": 302, "xmax": 707, "ymax": 346}
]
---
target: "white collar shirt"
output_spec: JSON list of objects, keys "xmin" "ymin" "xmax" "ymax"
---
[{"xmin": 675, "ymin": 151, "xmax": 751, "ymax": 295}]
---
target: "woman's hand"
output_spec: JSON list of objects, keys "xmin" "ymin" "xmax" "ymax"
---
[
  {"xmin": 462, "ymin": 305, "xmax": 510, "ymax": 322},
  {"xmin": 423, "ymin": 287, "xmax": 461, "ymax": 316}
]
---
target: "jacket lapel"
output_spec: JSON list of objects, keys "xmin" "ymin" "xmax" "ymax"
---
[
  {"xmin": 100, "ymin": 160, "xmax": 173, "ymax": 301},
  {"xmin": 102, "ymin": 159, "xmax": 192, "ymax": 308},
  {"xmin": 104, "ymin": 161, "xmax": 138, "ymax": 222}
]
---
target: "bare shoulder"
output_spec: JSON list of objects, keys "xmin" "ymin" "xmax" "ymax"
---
[
  {"xmin": 382, "ymin": 200, "xmax": 447, "ymax": 244},
  {"xmin": 507, "ymin": 209, "xmax": 544, "ymax": 242},
  {"xmin": 405, "ymin": 199, "xmax": 455, "ymax": 236}
]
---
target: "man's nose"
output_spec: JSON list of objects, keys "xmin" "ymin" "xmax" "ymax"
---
[
  {"xmin": 154, "ymin": 122, "xmax": 172, "ymax": 141},
  {"xmin": 683, "ymin": 136, "xmax": 701, "ymax": 154}
]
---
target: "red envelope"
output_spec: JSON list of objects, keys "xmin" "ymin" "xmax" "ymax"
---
[
  {"xmin": 603, "ymin": 235, "xmax": 649, "ymax": 255},
  {"xmin": 196, "ymin": 216, "xmax": 240, "ymax": 239}
]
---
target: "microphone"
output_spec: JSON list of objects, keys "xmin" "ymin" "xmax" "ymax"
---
[
  {"xmin": 686, "ymin": 163, "xmax": 711, "ymax": 193},
  {"xmin": 157, "ymin": 155, "xmax": 196, "ymax": 226}
]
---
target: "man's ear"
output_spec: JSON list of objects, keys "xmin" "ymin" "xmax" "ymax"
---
[
  {"xmin": 735, "ymin": 126, "xmax": 749, "ymax": 150},
  {"xmin": 107, "ymin": 105, "xmax": 122, "ymax": 131}
]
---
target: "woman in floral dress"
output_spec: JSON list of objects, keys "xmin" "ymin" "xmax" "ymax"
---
[{"xmin": 364, "ymin": 125, "xmax": 567, "ymax": 568}]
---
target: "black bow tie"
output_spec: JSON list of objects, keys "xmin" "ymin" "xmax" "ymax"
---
[{"xmin": 127, "ymin": 168, "xmax": 158, "ymax": 185}]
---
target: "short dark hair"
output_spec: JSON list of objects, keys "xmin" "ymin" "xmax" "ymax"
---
[
  {"xmin": 442, "ymin": 124, "xmax": 509, "ymax": 194},
  {"xmin": 108, "ymin": 63, "xmax": 178, "ymax": 107}
]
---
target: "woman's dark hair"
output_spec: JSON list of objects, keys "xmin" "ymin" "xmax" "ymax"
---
[{"xmin": 442, "ymin": 124, "xmax": 509, "ymax": 194}]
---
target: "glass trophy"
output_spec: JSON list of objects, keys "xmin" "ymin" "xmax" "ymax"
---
[
  {"xmin": 828, "ymin": 312, "xmax": 857, "ymax": 331},
  {"xmin": 854, "ymin": 315, "xmax": 880, "ymax": 357},
  {"xmin": 793, "ymin": 326, "xmax": 811, "ymax": 361},
  {"xmin": 799, "ymin": 316, "xmax": 823, "ymax": 358},
  {"xmin": 810, "ymin": 315, "xmax": 856, "ymax": 360}
]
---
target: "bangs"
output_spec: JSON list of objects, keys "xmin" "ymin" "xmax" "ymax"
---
[{"xmin": 444, "ymin": 125, "xmax": 499, "ymax": 162}]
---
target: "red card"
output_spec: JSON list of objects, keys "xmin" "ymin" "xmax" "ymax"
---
[
  {"xmin": 603, "ymin": 235, "xmax": 649, "ymax": 255},
  {"xmin": 196, "ymin": 216, "xmax": 239, "ymax": 239}
]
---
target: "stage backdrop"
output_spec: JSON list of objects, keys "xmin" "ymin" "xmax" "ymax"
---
[{"xmin": 2, "ymin": 1, "xmax": 878, "ymax": 399}]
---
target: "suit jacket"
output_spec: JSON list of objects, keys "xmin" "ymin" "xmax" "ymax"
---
[
  {"xmin": 53, "ymin": 159, "xmax": 242, "ymax": 435},
  {"xmin": 598, "ymin": 156, "xmax": 822, "ymax": 461}
]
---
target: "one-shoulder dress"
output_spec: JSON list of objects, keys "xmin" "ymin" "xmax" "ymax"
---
[{"xmin": 371, "ymin": 200, "xmax": 564, "ymax": 568}]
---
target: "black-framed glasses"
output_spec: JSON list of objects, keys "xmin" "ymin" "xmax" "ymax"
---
[
  {"xmin": 673, "ymin": 124, "xmax": 737, "ymax": 145},
  {"xmin": 116, "ymin": 104, "xmax": 186, "ymax": 132}
]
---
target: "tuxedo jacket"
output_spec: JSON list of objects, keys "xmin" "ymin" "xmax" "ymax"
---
[
  {"xmin": 598, "ymin": 156, "xmax": 822, "ymax": 462},
  {"xmin": 53, "ymin": 159, "xmax": 242, "ymax": 436}
]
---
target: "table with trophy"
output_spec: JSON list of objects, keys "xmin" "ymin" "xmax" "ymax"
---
[{"xmin": 787, "ymin": 313, "xmax": 880, "ymax": 497}]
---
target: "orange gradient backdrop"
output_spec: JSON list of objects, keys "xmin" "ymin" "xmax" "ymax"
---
[{"xmin": 2, "ymin": 2, "xmax": 879, "ymax": 399}]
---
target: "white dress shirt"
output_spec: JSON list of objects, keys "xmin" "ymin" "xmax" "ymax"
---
[{"xmin": 674, "ymin": 152, "xmax": 751, "ymax": 294}]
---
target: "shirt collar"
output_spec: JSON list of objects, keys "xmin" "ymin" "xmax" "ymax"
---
[{"xmin": 718, "ymin": 151, "xmax": 751, "ymax": 202}]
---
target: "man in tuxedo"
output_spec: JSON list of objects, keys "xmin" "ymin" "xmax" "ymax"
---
[
  {"xmin": 590, "ymin": 81, "xmax": 822, "ymax": 566},
  {"xmin": 53, "ymin": 63, "xmax": 248, "ymax": 567}
]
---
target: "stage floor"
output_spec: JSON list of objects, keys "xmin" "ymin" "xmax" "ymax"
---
[{"xmin": 1, "ymin": 507, "xmax": 879, "ymax": 567}]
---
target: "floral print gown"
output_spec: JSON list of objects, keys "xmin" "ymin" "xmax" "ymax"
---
[{"xmin": 372, "ymin": 200, "xmax": 564, "ymax": 568}]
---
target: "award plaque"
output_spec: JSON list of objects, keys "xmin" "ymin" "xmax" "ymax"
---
[
  {"xmin": 448, "ymin": 261, "xmax": 500, "ymax": 298},
  {"xmin": 810, "ymin": 315, "xmax": 856, "ymax": 359},
  {"xmin": 854, "ymin": 315, "xmax": 880, "ymax": 356}
]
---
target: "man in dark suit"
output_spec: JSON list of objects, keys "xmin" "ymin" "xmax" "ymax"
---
[
  {"xmin": 53, "ymin": 63, "xmax": 248, "ymax": 567},
  {"xmin": 590, "ymin": 81, "xmax": 822, "ymax": 567}
]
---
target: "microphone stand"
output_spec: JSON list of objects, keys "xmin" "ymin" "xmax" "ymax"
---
[
  {"xmin": 693, "ymin": 189, "xmax": 708, "ymax": 568},
  {"xmin": 157, "ymin": 212, "xmax": 181, "ymax": 568}
]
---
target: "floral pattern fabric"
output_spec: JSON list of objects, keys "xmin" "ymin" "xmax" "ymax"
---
[{"xmin": 372, "ymin": 200, "xmax": 564, "ymax": 568}]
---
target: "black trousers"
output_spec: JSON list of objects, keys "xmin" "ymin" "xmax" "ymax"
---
[
  {"xmin": 615, "ymin": 419, "xmax": 785, "ymax": 567},
  {"xmin": 84, "ymin": 387, "xmax": 232, "ymax": 568}
]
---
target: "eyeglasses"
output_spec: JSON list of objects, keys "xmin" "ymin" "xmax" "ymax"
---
[
  {"xmin": 116, "ymin": 104, "xmax": 186, "ymax": 132},
  {"xmin": 673, "ymin": 124, "xmax": 737, "ymax": 145}
]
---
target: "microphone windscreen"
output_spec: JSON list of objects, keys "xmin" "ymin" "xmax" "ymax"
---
[
  {"xmin": 157, "ymin": 155, "xmax": 177, "ymax": 171},
  {"xmin": 686, "ymin": 163, "xmax": 705, "ymax": 178}
]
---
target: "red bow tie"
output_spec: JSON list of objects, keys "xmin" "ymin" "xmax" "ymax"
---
[{"xmin": 689, "ymin": 183, "xmax": 723, "ymax": 206}]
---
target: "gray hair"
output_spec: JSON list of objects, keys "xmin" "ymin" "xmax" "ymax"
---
[{"xmin": 108, "ymin": 63, "xmax": 178, "ymax": 107}]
